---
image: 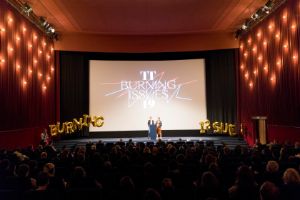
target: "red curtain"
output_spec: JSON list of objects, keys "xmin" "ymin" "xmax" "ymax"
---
[
  {"xmin": 238, "ymin": 0, "xmax": 300, "ymax": 144},
  {"xmin": 0, "ymin": 1, "xmax": 56, "ymax": 148}
]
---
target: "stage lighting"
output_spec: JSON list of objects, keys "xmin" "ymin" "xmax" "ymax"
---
[
  {"xmin": 262, "ymin": 6, "xmax": 271, "ymax": 14},
  {"xmin": 39, "ymin": 16, "xmax": 57, "ymax": 39},
  {"xmin": 251, "ymin": 13, "xmax": 259, "ymax": 20},
  {"xmin": 235, "ymin": 0, "xmax": 287, "ymax": 38},
  {"xmin": 265, "ymin": 0, "xmax": 274, "ymax": 9},
  {"xmin": 39, "ymin": 17, "xmax": 47, "ymax": 26},
  {"xmin": 6, "ymin": 1, "xmax": 59, "ymax": 41},
  {"xmin": 23, "ymin": 3, "xmax": 32, "ymax": 16}
]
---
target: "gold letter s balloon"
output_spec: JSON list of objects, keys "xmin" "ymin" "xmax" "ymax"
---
[{"xmin": 212, "ymin": 122, "xmax": 222, "ymax": 133}]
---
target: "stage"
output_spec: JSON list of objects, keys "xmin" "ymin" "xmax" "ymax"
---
[{"xmin": 53, "ymin": 135, "xmax": 247, "ymax": 150}]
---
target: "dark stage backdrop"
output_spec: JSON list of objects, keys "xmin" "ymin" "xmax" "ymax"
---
[
  {"xmin": 58, "ymin": 49, "xmax": 237, "ymax": 136},
  {"xmin": 59, "ymin": 52, "xmax": 88, "ymax": 122}
]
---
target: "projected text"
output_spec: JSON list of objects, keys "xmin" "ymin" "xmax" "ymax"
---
[{"xmin": 104, "ymin": 70, "xmax": 197, "ymax": 108}]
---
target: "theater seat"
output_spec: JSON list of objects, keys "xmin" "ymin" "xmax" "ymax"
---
[
  {"xmin": 23, "ymin": 189, "xmax": 63, "ymax": 200},
  {"xmin": 0, "ymin": 190, "xmax": 22, "ymax": 200},
  {"xmin": 66, "ymin": 188, "xmax": 102, "ymax": 200}
]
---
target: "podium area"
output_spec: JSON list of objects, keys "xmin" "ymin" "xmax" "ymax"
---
[{"xmin": 252, "ymin": 116, "xmax": 268, "ymax": 145}]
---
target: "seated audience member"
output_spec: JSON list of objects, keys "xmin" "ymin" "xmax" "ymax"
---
[
  {"xmin": 68, "ymin": 166, "xmax": 101, "ymax": 189},
  {"xmin": 144, "ymin": 188, "xmax": 161, "ymax": 200},
  {"xmin": 23, "ymin": 172, "xmax": 58, "ymax": 200},
  {"xmin": 195, "ymin": 171, "xmax": 223, "ymax": 200},
  {"xmin": 28, "ymin": 159, "xmax": 39, "ymax": 180},
  {"xmin": 43, "ymin": 141, "xmax": 57, "ymax": 158},
  {"xmin": 263, "ymin": 160, "xmax": 282, "ymax": 186},
  {"xmin": 294, "ymin": 141, "xmax": 300, "ymax": 155},
  {"xmin": 7, "ymin": 163, "xmax": 36, "ymax": 191},
  {"xmin": 280, "ymin": 168, "xmax": 300, "ymax": 200},
  {"xmin": 260, "ymin": 181, "xmax": 280, "ymax": 200},
  {"xmin": 38, "ymin": 151, "xmax": 49, "ymax": 169},
  {"xmin": 0, "ymin": 159, "xmax": 11, "ymax": 188},
  {"xmin": 118, "ymin": 176, "xmax": 136, "ymax": 200},
  {"xmin": 43, "ymin": 162, "xmax": 66, "ymax": 191},
  {"xmin": 36, "ymin": 172, "xmax": 49, "ymax": 191},
  {"xmin": 228, "ymin": 165, "xmax": 259, "ymax": 200},
  {"xmin": 160, "ymin": 178, "xmax": 176, "ymax": 200}
]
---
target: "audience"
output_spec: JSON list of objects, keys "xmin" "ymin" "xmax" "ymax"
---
[
  {"xmin": 35, "ymin": 172, "xmax": 49, "ymax": 191},
  {"xmin": 259, "ymin": 181, "xmax": 280, "ymax": 200},
  {"xmin": 195, "ymin": 171, "xmax": 224, "ymax": 200},
  {"xmin": 117, "ymin": 175, "xmax": 137, "ymax": 200},
  {"xmin": 263, "ymin": 160, "xmax": 282, "ymax": 187},
  {"xmin": 6, "ymin": 163, "xmax": 36, "ymax": 191},
  {"xmin": 228, "ymin": 165, "xmax": 259, "ymax": 200},
  {"xmin": 43, "ymin": 162, "xmax": 66, "ymax": 191},
  {"xmin": 0, "ymin": 139, "xmax": 300, "ymax": 200},
  {"xmin": 160, "ymin": 178, "xmax": 176, "ymax": 200},
  {"xmin": 280, "ymin": 168, "xmax": 300, "ymax": 200}
]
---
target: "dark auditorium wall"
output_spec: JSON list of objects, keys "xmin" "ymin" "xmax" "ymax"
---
[
  {"xmin": 55, "ymin": 32, "xmax": 238, "ymax": 53},
  {"xmin": 0, "ymin": 1, "xmax": 57, "ymax": 149},
  {"xmin": 238, "ymin": 0, "xmax": 300, "ymax": 145},
  {"xmin": 59, "ymin": 50, "xmax": 237, "ymax": 134}
]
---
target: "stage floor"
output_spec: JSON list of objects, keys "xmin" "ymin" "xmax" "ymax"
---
[{"xmin": 53, "ymin": 136, "xmax": 248, "ymax": 150}]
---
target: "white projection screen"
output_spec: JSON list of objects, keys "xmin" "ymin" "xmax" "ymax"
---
[{"xmin": 89, "ymin": 59, "xmax": 207, "ymax": 132}]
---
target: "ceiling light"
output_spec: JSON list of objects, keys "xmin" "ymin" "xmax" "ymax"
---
[
  {"xmin": 6, "ymin": 1, "xmax": 59, "ymax": 41},
  {"xmin": 251, "ymin": 13, "xmax": 259, "ymax": 20},
  {"xmin": 235, "ymin": 0, "xmax": 287, "ymax": 38},
  {"xmin": 23, "ymin": 3, "xmax": 32, "ymax": 16},
  {"xmin": 241, "ymin": 24, "xmax": 247, "ymax": 30},
  {"xmin": 262, "ymin": 6, "xmax": 271, "ymax": 14}
]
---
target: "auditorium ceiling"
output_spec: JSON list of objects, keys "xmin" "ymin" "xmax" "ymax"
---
[{"xmin": 27, "ymin": 0, "xmax": 267, "ymax": 35}]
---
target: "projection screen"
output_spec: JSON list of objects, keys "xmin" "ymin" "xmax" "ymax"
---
[{"xmin": 89, "ymin": 59, "xmax": 207, "ymax": 132}]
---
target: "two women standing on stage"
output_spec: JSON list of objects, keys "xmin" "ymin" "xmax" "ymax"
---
[{"xmin": 148, "ymin": 116, "xmax": 162, "ymax": 140}]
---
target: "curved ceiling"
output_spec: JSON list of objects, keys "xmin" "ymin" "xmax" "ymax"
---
[{"xmin": 27, "ymin": 0, "xmax": 267, "ymax": 35}]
